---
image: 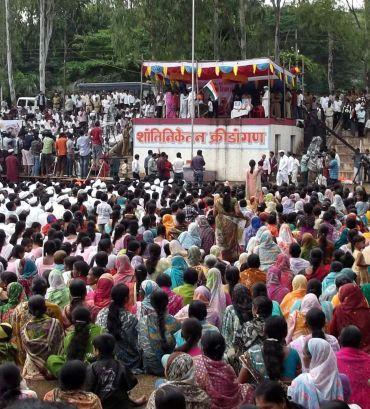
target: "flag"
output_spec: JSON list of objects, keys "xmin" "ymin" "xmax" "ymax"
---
[{"xmin": 203, "ymin": 80, "xmax": 219, "ymax": 100}]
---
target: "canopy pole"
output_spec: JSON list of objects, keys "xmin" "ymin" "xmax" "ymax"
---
[
  {"xmin": 140, "ymin": 57, "xmax": 143, "ymax": 117},
  {"xmin": 267, "ymin": 65, "xmax": 270, "ymax": 118},
  {"xmin": 190, "ymin": 0, "xmax": 195, "ymax": 159},
  {"xmin": 196, "ymin": 60, "xmax": 200, "ymax": 118},
  {"xmin": 283, "ymin": 65, "xmax": 286, "ymax": 119}
]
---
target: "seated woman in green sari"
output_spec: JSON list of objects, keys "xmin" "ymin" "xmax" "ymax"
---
[{"xmin": 47, "ymin": 306, "xmax": 104, "ymax": 378}]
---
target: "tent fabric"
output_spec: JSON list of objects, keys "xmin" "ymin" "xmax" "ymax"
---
[{"xmin": 142, "ymin": 58, "xmax": 296, "ymax": 85}]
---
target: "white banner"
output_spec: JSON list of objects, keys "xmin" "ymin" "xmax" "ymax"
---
[
  {"xmin": 0, "ymin": 120, "xmax": 23, "ymax": 137},
  {"xmin": 134, "ymin": 123, "xmax": 269, "ymax": 150}
]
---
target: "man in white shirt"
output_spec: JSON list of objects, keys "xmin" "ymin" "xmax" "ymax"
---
[
  {"xmin": 287, "ymin": 151, "xmax": 295, "ymax": 176},
  {"xmin": 297, "ymin": 90, "xmax": 304, "ymax": 119},
  {"xmin": 132, "ymin": 154, "xmax": 140, "ymax": 179},
  {"xmin": 291, "ymin": 153, "xmax": 300, "ymax": 185},
  {"xmin": 333, "ymin": 96, "xmax": 342, "ymax": 128},
  {"xmin": 96, "ymin": 192, "xmax": 112, "ymax": 233},
  {"xmin": 172, "ymin": 152, "xmax": 185, "ymax": 183},
  {"xmin": 277, "ymin": 150, "xmax": 289, "ymax": 186},
  {"xmin": 261, "ymin": 154, "xmax": 270, "ymax": 183},
  {"xmin": 262, "ymin": 86, "xmax": 270, "ymax": 118}
]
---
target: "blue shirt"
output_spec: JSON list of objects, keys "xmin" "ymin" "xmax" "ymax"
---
[
  {"xmin": 329, "ymin": 158, "xmax": 339, "ymax": 179},
  {"xmin": 76, "ymin": 135, "xmax": 91, "ymax": 156}
]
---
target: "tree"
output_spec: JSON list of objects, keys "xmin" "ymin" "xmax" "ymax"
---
[
  {"xmin": 239, "ymin": 0, "xmax": 247, "ymax": 59},
  {"xmin": 271, "ymin": 0, "xmax": 283, "ymax": 63},
  {"xmin": 39, "ymin": 0, "xmax": 55, "ymax": 93},
  {"xmin": 4, "ymin": 0, "xmax": 16, "ymax": 104}
]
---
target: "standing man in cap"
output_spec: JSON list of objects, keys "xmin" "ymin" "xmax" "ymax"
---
[
  {"xmin": 5, "ymin": 149, "xmax": 19, "ymax": 183},
  {"xmin": 277, "ymin": 150, "xmax": 289, "ymax": 186},
  {"xmin": 191, "ymin": 149, "xmax": 206, "ymax": 186},
  {"xmin": 262, "ymin": 86, "xmax": 270, "ymax": 118},
  {"xmin": 144, "ymin": 150, "xmax": 153, "ymax": 176}
]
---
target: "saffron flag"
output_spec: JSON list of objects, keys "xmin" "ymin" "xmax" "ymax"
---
[{"xmin": 203, "ymin": 80, "xmax": 219, "ymax": 100}]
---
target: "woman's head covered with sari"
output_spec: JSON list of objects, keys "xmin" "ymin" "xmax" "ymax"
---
[
  {"xmin": 304, "ymin": 338, "xmax": 343, "ymax": 401},
  {"xmin": 140, "ymin": 279, "xmax": 159, "ymax": 308},
  {"xmin": 169, "ymin": 240, "xmax": 187, "ymax": 257},
  {"xmin": 280, "ymin": 275, "xmax": 307, "ymax": 318},
  {"xmin": 300, "ymin": 233, "xmax": 317, "ymax": 260},
  {"xmin": 187, "ymin": 246, "xmax": 203, "ymax": 267},
  {"xmin": 46, "ymin": 269, "xmax": 70, "ymax": 307},
  {"xmin": 267, "ymin": 253, "xmax": 290, "ymax": 303},
  {"xmin": 93, "ymin": 273, "xmax": 114, "ymax": 309},
  {"xmin": 206, "ymin": 268, "xmax": 226, "ymax": 314},
  {"xmin": 292, "ymin": 275, "xmax": 308, "ymax": 292},
  {"xmin": 0, "ymin": 282, "xmax": 24, "ymax": 318},
  {"xmin": 115, "ymin": 254, "xmax": 134, "ymax": 277}
]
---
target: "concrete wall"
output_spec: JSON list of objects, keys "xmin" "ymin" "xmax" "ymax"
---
[{"xmin": 132, "ymin": 118, "xmax": 303, "ymax": 181}]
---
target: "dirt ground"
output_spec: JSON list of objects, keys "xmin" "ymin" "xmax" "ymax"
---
[{"xmin": 28, "ymin": 374, "xmax": 157, "ymax": 406}]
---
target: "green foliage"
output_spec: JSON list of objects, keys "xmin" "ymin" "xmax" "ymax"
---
[{"xmin": 0, "ymin": 0, "xmax": 367, "ymax": 99}]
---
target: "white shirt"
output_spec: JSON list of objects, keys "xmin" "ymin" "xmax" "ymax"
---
[
  {"xmin": 132, "ymin": 159, "xmax": 140, "ymax": 173},
  {"xmin": 262, "ymin": 158, "xmax": 271, "ymax": 174},
  {"xmin": 333, "ymin": 100, "xmax": 342, "ymax": 112},
  {"xmin": 287, "ymin": 156, "xmax": 295, "ymax": 173},
  {"xmin": 278, "ymin": 155, "xmax": 289, "ymax": 174},
  {"xmin": 96, "ymin": 201, "xmax": 113, "ymax": 225},
  {"xmin": 172, "ymin": 158, "xmax": 184, "ymax": 173},
  {"xmin": 292, "ymin": 158, "xmax": 300, "ymax": 172},
  {"xmin": 335, "ymin": 153, "xmax": 341, "ymax": 169},
  {"xmin": 297, "ymin": 94, "xmax": 304, "ymax": 107}
]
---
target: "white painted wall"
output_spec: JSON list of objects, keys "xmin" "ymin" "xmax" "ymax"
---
[{"xmin": 132, "ymin": 120, "xmax": 303, "ymax": 181}]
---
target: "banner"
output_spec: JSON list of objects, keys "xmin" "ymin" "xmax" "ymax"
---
[
  {"xmin": 134, "ymin": 123, "xmax": 269, "ymax": 150},
  {"xmin": 0, "ymin": 120, "xmax": 22, "ymax": 137}
]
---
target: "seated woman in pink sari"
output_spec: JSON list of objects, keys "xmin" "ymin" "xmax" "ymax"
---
[
  {"xmin": 194, "ymin": 331, "xmax": 253, "ymax": 409},
  {"xmin": 266, "ymin": 254, "xmax": 291, "ymax": 303},
  {"xmin": 336, "ymin": 325, "xmax": 370, "ymax": 409},
  {"xmin": 113, "ymin": 255, "xmax": 136, "ymax": 309}
]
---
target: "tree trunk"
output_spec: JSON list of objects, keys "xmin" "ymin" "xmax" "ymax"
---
[
  {"xmin": 327, "ymin": 30, "xmax": 334, "ymax": 93},
  {"xmin": 239, "ymin": 0, "xmax": 246, "ymax": 59},
  {"xmin": 365, "ymin": 0, "xmax": 370, "ymax": 90},
  {"xmin": 5, "ymin": 0, "xmax": 16, "ymax": 105},
  {"xmin": 39, "ymin": 0, "xmax": 55, "ymax": 93},
  {"xmin": 213, "ymin": 0, "xmax": 220, "ymax": 60},
  {"xmin": 274, "ymin": 2, "xmax": 281, "ymax": 64}
]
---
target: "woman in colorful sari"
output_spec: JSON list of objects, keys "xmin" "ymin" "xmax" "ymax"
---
[
  {"xmin": 288, "ymin": 338, "xmax": 343, "ymax": 409},
  {"xmin": 146, "ymin": 352, "xmax": 211, "ymax": 409},
  {"xmin": 277, "ymin": 223, "xmax": 297, "ymax": 254},
  {"xmin": 47, "ymin": 306, "xmax": 104, "ymax": 378},
  {"xmin": 286, "ymin": 293, "xmax": 322, "ymax": 343},
  {"xmin": 175, "ymin": 286, "xmax": 222, "ymax": 328},
  {"xmin": 156, "ymin": 274, "xmax": 184, "ymax": 316},
  {"xmin": 239, "ymin": 316, "xmax": 301, "ymax": 384},
  {"xmin": 197, "ymin": 215, "xmax": 215, "ymax": 256},
  {"xmin": 44, "ymin": 360, "xmax": 102, "ymax": 409},
  {"xmin": 90, "ymin": 273, "xmax": 114, "ymax": 312},
  {"xmin": 187, "ymin": 245, "xmax": 207, "ymax": 285},
  {"xmin": 113, "ymin": 255, "xmax": 136, "ymax": 309},
  {"xmin": 214, "ymin": 187, "xmax": 244, "ymax": 263},
  {"xmin": 266, "ymin": 254, "xmax": 290, "ymax": 303},
  {"xmin": 164, "ymin": 254, "xmax": 189, "ymax": 289},
  {"xmin": 194, "ymin": 331, "xmax": 254, "ymax": 409},
  {"xmin": 162, "ymin": 214, "xmax": 175, "ymax": 239},
  {"xmin": 245, "ymin": 160, "xmax": 263, "ymax": 202},
  {"xmin": 132, "ymin": 279, "xmax": 159, "ymax": 320},
  {"xmin": 239, "ymin": 254, "xmax": 266, "ymax": 291},
  {"xmin": 253, "ymin": 230, "xmax": 281, "ymax": 271},
  {"xmin": 221, "ymin": 284, "xmax": 253, "ymax": 353},
  {"xmin": 0, "ymin": 282, "xmax": 24, "ymax": 322},
  {"xmin": 300, "ymin": 233, "xmax": 317, "ymax": 261},
  {"xmin": 138, "ymin": 289, "xmax": 180, "ymax": 376},
  {"xmin": 336, "ymin": 325, "xmax": 370, "ymax": 409},
  {"xmin": 289, "ymin": 307, "xmax": 339, "ymax": 366},
  {"xmin": 95, "ymin": 283, "xmax": 140, "ymax": 370},
  {"xmin": 330, "ymin": 283, "xmax": 370, "ymax": 352},
  {"xmin": 178, "ymin": 223, "xmax": 202, "ymax": 250},
  {"xmin": 46, "ymin": 268, "xmax": 70, "ymax": 308},
  {"xmin": 206, "ymin": 268, "xmax": 228, "ymax": 315},
  {"xmin": 280, "ymin": 275, "xmax": 307, "ymax": 319},
  {"xmin": 16, "ymin": 258, "xmax": 38, "ymax": 297},
  {"xmin": 0, "ymin": 323, "xmax": 18, "ymax": 364},
  {"xmin": 21, "ymin": 295, "xmax": 64, "ymax": 380}
]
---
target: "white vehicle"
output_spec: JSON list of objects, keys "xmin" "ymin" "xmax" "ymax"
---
[{"xmin": 17, "ymin": 97, "xmax": 38, "ymax": 113}]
